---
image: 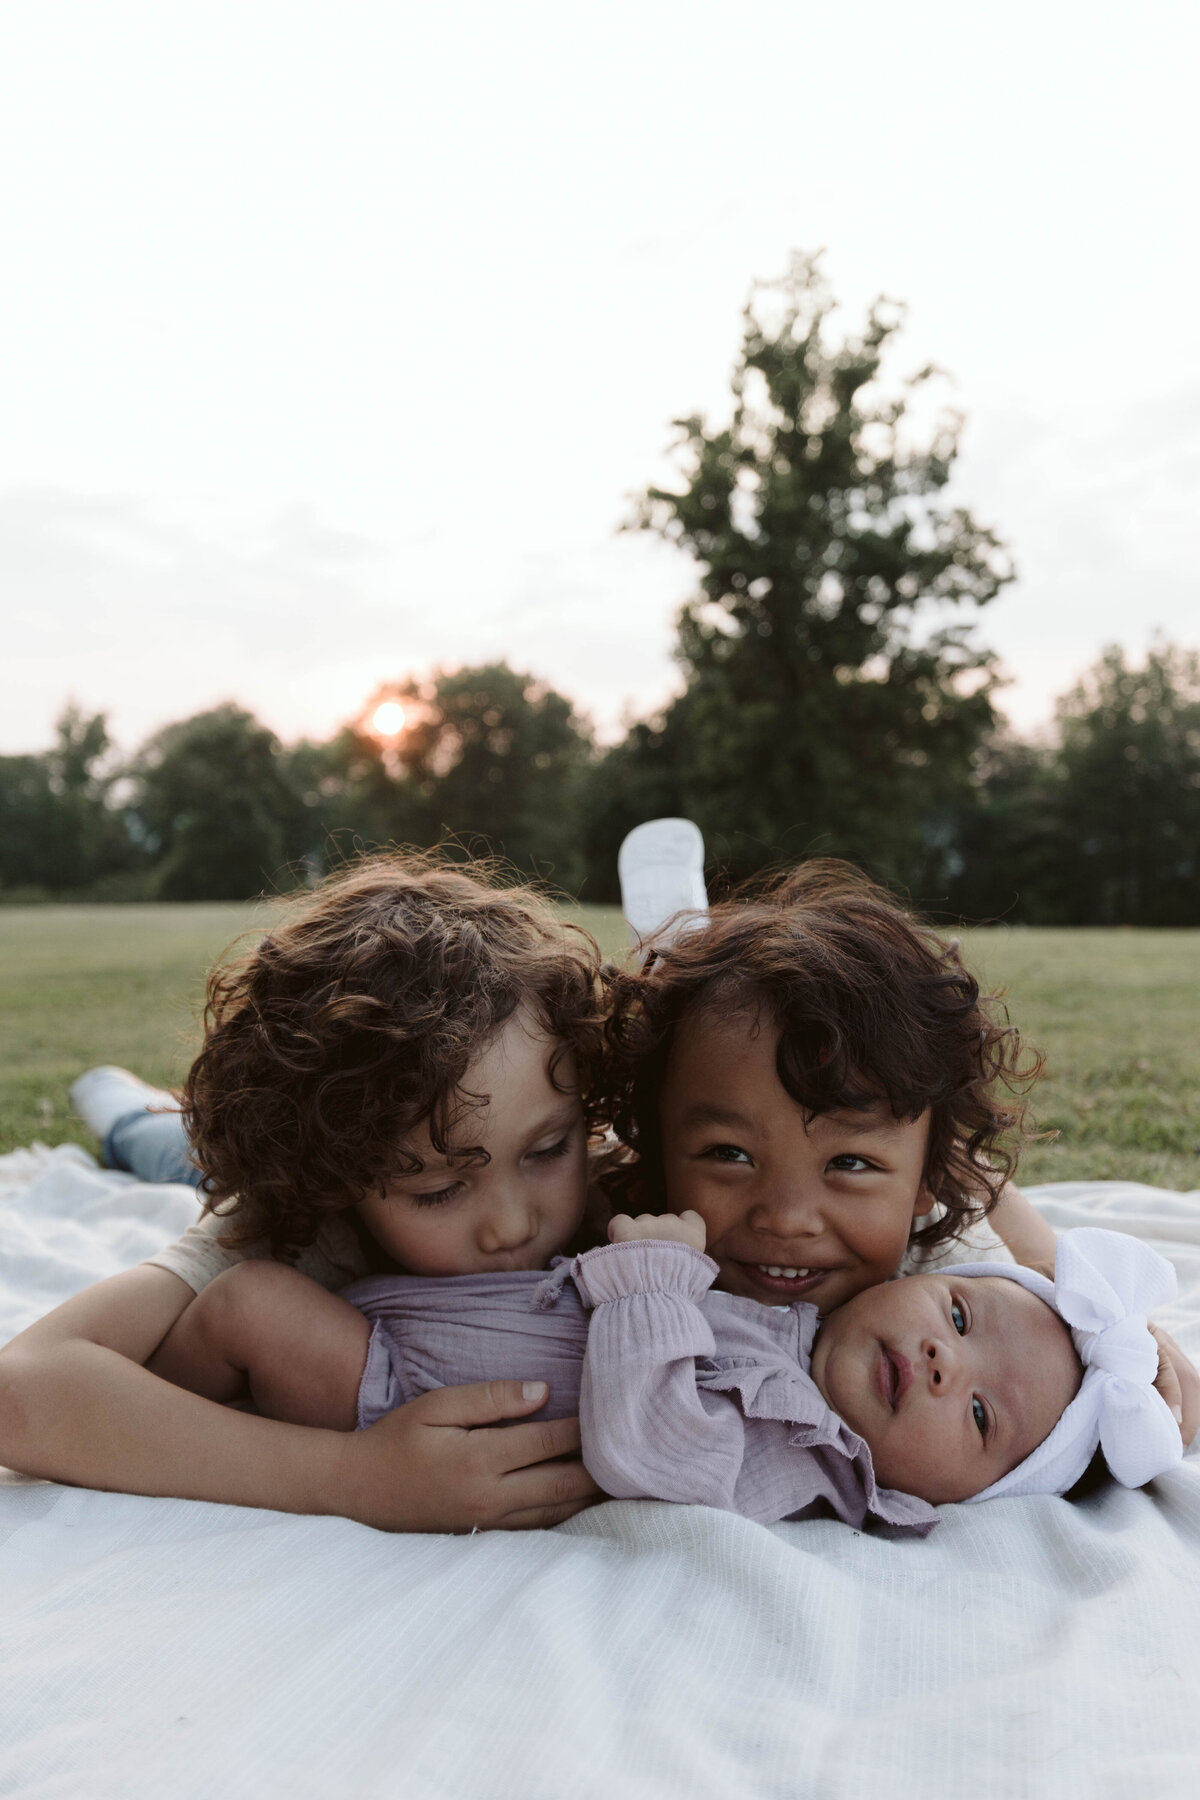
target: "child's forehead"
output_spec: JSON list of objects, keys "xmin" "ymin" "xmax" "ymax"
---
[{"xmin": 666, "ymin": 1008, "xmax": 920, "ymax": 1131}]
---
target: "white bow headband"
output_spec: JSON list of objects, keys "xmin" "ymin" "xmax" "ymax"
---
[{"xmin": 952, "ymin": 1227, "xmax": 1184, "ymax": 1503}]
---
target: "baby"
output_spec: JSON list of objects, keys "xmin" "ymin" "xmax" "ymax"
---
[{"xmin": 151, "ymin": 1214, "xmax": 1184, "ymax": 1528}]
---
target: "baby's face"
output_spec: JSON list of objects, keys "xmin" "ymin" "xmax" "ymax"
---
[{"xmin": 809, "ymin": 1272, "xmax": 1081, "ymax": 1504}]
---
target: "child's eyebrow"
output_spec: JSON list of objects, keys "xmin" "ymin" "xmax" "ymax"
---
[
  {"xmin": 822, "ymin": 1111, "xmax": 909, "ymax": 1139},
  {"xmin": 520, "ymin": 1102, "xmax": 580, "ymax": 1138},
  {"xmin": 393, "ymin": 1103, "xmax": 579, "ymax": 1175},
  {"xmin": 678, "ymin": 1102, "xmax": 760, "ymax": 1134}
]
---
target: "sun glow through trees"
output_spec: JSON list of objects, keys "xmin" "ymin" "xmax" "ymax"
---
[{"xmin": 370, "ymin": 701, "xmax": 407, "ymax": 738}]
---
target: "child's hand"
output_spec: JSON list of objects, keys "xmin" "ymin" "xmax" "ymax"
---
[
  {"xmin": 1150, "ymin": 1323, "xmax": 1200, "ymax": 1445},
  {"xmin": 608, "ymin": 1210, "xmax": 707, "ymax": 1254},
  {"xmin": 337, "ymin": 1381, "xmax": 604, "ymax": 1532}
]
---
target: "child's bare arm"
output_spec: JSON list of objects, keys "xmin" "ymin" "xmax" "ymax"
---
[
  {"xmin": 148, "ymin": 1262, "xmax": 369, "ymax": 1429},
  {"xmin": 987, "ymin": 1182, "xmax": 1058, "ymax": 1267},
  {"xmin": 0, "ymin": 1266, "xmax": 601, "ymax": 1529}
]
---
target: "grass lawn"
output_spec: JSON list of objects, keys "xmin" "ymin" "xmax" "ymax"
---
[
  {"xmin": 1, "ymin": 906, "xmax": 1198, "ymax": 1191},
  {"xmin": 0, "ymin": 901, "xmax": 630, "ymax": 1159}
]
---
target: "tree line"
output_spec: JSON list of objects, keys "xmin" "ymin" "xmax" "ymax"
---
[{"xmin": 4, "ymin": 255, "xmax": 1199, "ymax": 927}]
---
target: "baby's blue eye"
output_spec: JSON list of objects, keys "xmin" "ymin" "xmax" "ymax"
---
[
  {"xmin": 950, "ymin": 1302, "xmax": 967, "ymax": 1336},
  {"xmin": 972, "ymin": 1397, "xmax": 987, "ymax": 1438}
]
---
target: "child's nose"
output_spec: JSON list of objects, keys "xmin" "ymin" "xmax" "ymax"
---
[
  {"xmin": 920, "ymin": 1336, "xmax": 961, "ymax": 1394},
  {"xmin": 478, "ymin": 1191, "xmax": 538, "ymax": 1253},
  {"xmin": 748, "ymin": 1179, "xmax": 824, "ymax": 1237}
]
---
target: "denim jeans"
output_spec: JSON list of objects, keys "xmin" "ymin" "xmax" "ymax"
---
[{"xmin": 103, "ymin": 1108, "xmax": 206, "ymax": 1189}]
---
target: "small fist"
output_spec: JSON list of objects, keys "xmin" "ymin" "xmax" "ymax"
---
[{"xmin": 608, "ymin": 1210, "xmax": 707, "ymax": 1254}]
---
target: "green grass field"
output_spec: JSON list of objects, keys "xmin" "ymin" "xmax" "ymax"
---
[{"xmin": 2, "ymin": 906, "xmax": 1198, "ymax": 1191}]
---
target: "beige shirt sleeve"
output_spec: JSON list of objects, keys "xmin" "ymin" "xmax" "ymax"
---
[
  {"xmin": 145, "ymin": 1206, "xmax": 370, "ymax": 1296},
  {"xmin": 897, "ymin": 1206, "xmax": 1014, "ymax": 1278}
]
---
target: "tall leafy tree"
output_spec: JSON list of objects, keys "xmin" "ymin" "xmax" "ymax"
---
[
  {"xmin": 1049, "ymin": 643, "xmax": 1200, "ymax": 925},
  {"xmin": 129, "ymin": 704, "xmax": 305, "ymax": 901},
  {"xmin": 620, "ymin": 251, "xmax": 1013, "ymax": 887}
]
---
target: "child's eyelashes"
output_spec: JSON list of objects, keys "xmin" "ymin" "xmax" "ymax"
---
[
  {"xmin": 529, "ymin": 1136, "xmax": 571, "ymax": 1163},
  {"xmin": 949, "ymin": 1299, "xmax": 990, "ymax": 1441},
  {"xmin": 408, "ymin": 1183, "xmax": 465, "ymax": 1209},
  {"xmin": 699, "ymin": 1145, "xmax": 880, "ymax": 1173},
  {"xmin": 702, "ymin": 1142, "xmax": 753, "ymax": 1165},
  {"xmin": 396, "ymin": 1134, "xmax": 572, "ymax": 1205}
]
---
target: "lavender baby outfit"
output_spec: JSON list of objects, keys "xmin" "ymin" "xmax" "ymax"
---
[{"xmin": 342, "ymin": 1239, "xmax": 938, "ymax": 1534}]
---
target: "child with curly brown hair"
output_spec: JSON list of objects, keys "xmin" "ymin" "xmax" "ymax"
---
[
  {"xmin": 0, "ymin": 854, "xmax": 612, "ymax": 1532},
  {"xmin": 598, "ymin": 857, "xmax": 1044, "ymax": 1309},
  {"xmin": 3, "ymin": 851, "xmax": 1193, "ymax": 1530},
  {"xmin": 128, "ymin": 853, "xmax": 1199, "ymax": 1475},
  {"xmin": 598, "ymin": 857, "xmax": 1196, "ymax": 1431}
]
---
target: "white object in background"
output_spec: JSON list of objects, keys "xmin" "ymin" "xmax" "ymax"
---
[
  {"xmin": 68, "ymin": 1066, "xmax": 177, "ymax": 1141},
  {"xmin": 618, "ymin": 818, "xmax": 709, "ymax": 947}
]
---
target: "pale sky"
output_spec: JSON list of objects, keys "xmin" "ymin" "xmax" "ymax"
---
[{"xmin": 2, "ymin": 0, "xmax": 1198, "ymax": 756}]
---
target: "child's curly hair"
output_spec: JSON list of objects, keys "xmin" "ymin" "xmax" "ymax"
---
[
  {"xmin": 183, "ymin": 852, "xmax": 605, "ymax": 1258},
  {"xmin": 600, "ymin": 859, "xmax": 1042, "ymax": 1249}
]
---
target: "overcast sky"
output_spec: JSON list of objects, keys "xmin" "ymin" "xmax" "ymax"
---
[{"xmin": 2, "ymin": 0, "xmax": 1198, "ymax": 756}]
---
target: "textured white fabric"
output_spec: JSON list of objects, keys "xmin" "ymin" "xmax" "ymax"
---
[
  {"xmin": 956, "ymin": 1228, "xmax": 1183, "ymax": 1500},
  {"xmin": 3, "ymin": 1145, "xmax": 1200, "ymax": 1799}
]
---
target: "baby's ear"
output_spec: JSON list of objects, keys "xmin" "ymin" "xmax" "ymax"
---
[{"xmin": 911, "ymin": 1182, "xmax": 937, "ymax": 1219}]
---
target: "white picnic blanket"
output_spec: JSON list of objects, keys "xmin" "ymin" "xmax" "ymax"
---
[{"xmin": 2, "ymin": 1143, "xmax": 1200, "ymax": 1800}]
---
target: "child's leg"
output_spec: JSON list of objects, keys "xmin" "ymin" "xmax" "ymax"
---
[
  {"xmin": 70, "ymin": 1066, "xmax": 203, "ymax": 1187},
  {"xmin": 148, "ymin": 1262, "xmax": 370, "ymax": 1430}
]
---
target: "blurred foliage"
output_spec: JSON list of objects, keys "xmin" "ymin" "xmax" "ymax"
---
[
  {"xmin": 0, "ymin": 706, "xmax": 141, "ymax": 897},
  {"xmin": 128, "ymin": 704, "xmax": 305, "ymax": 902},
  {"xmin": 939, "ymin": 644, "xmax": 1200, "ymax": 926},
  {"xmin": 5, "ymin": 258, "xmax": 1200, "ymax": 926},
  {"xmin": 336, "ymin": 664, "xmax": 592, "ymax": 891}
]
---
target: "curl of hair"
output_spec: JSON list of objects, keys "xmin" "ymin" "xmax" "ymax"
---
[
  {"xmin": 182, "ymin": 852, "xmax": 606, "ymax": 1258},
  {"xmin": 598, "ymin": 859, "xmax": 1043, "ymax": 1250}
]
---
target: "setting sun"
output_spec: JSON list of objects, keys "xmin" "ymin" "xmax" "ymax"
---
[{"xmin": 370, "ymin": 700, "xmax": 407, "ymax": 737}]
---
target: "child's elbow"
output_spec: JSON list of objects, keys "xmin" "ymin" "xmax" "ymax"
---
[{"xmin": 0, "ymin": 1346, "xmax": 40, "ymax": 1470}]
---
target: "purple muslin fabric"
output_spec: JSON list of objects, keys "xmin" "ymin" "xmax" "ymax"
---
[{"xmin": 343, "ymin": 1240, "xmax": 938, "ymax": 1534}]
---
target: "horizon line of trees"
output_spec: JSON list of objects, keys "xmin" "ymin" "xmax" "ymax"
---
[
  {"xmin": 4, "ymin": 634, "xmax": 1199, "ymax": 927},
  {"xmin": 4, "ymin": 253, "xmax": 1199, "ymax": 927}
]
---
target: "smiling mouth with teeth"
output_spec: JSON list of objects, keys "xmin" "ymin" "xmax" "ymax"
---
[{"xmin": 755, "ymin": 1264, "xmax": 817, "ymax": 1280}]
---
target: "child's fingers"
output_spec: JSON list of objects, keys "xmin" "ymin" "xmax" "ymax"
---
[
  {"xmin": 492, "ymin": 1413, "xmax": 588, "ymax": 1469},
  {"xmin": 1150, "ymin": 1328, "xmax": 1185, "ymax": 1430},
  {"xmin": 496, "ymin": 1455, "xmax": 605, "ymax": 1522},
  {"xmin": 499, "ymin": 1496, "xmax": 602, "ymax": 1530},
  {"xmin": 609, "ymin": 1211, "xmax": 706, "ymax": 1248},
  {"xmin": 1150, "ymin": 1325, "xmax": 1198, "ymax": 1442},
  {"xmin": 406, "ymin": 1378, "xmax": 551, "ymax": 1430}
]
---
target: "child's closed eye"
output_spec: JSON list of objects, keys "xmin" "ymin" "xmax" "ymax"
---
[
  {"xmin": 408, "ymin": 1181, "xmax": 466, "ymax": 1209},
  {"xmin": 529, "ymin": 1136, "xmax": 571, "ymax": 1163}
]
